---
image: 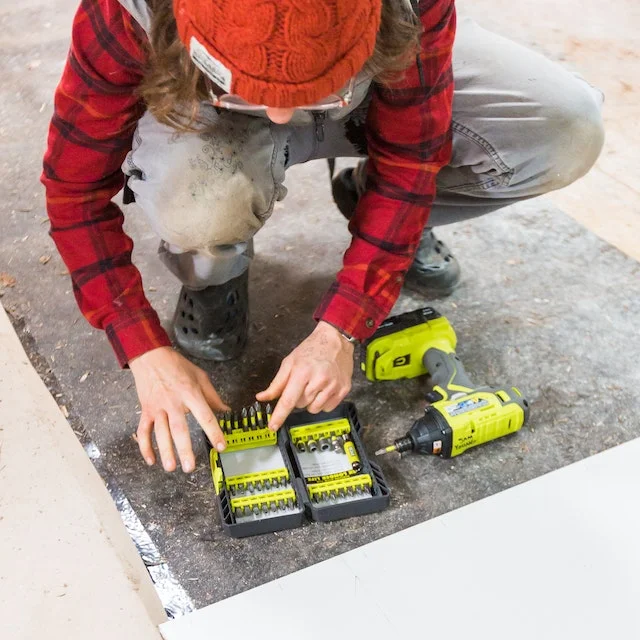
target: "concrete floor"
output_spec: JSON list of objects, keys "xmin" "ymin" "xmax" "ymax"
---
[{"xmin": 1, "ymin": 0, "xmax": 639, "ymax": 610}]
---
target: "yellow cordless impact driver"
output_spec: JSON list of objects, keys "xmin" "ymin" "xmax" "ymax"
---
[{"xmin": 360, "ymin": 308, "xmax": 530, "ymax": 458}]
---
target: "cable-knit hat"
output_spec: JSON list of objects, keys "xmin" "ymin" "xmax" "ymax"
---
[{"xmin": 173, "ymin": 0, "xmax": 382, "ymax": 107}]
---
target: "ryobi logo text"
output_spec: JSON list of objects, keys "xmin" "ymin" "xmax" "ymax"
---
[{"xmin": 393, "ymin": 354, "xmax": 411, "ymax": 367}]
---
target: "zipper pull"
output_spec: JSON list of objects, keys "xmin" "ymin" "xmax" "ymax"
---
[{"xmin": 313, "ymin": 111, "xmax": 326, "ymax": 142}]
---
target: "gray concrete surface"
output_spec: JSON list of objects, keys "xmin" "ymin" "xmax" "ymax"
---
[{"xmin": 2, "ymin": 0, "xmax": 639, "ymax": 610}]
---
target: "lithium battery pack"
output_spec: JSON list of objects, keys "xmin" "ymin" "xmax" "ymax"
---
[{"xmin": 207, "ymin": 402, "xmax": 390, "ymax": 537}]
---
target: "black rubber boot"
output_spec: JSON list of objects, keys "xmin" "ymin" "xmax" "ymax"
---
[
  {"xmin": 331, "ymin": 162, "xmax": 461, "ymax": 297},
  {"xmin": 172, "ymin": 270, "xmax": 249, "ymax": 361},
  {"xmin": 403, "ymin": 228, "xmax": 461, "ymax": 297},
  {"xmin": 331, "ymin": 166, "xmax": 360, "ymax": 221}
]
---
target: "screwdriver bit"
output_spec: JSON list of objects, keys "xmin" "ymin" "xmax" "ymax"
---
[
  {"xmin": 254, "ymin": 401, "xmax": 264, "ymax": 427},
  {"xmin": 242, "ymin": 407, "xmax": 249, "ymax": 430}
]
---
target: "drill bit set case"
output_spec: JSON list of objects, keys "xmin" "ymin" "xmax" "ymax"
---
[{"xmin": 207, "ymin": 402, "xmax": 390, "ymax": 538}]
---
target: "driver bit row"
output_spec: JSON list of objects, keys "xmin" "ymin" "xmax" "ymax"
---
[
  {"xmin": 229, "ymin": 475, "xmax": 289, "ymax": 495},
  {"xmin": 219, "ymin": 402, "xmax": 272, "ymax": 434},
  {"xmin": 311, "ymin": 485, "xmax": 369, "ymax": 503},
  {"xmin": 234, "ymin": 497, "xmax": 296, "ymax": 519}
]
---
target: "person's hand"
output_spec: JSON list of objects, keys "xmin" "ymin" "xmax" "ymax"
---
[
  {"xmin": 256, "ymin": 321, "xmax": 354, "ymax": 430},
  {"xmin": 129, "ymin": 346, "xmax": 229, "ymax": 473}
]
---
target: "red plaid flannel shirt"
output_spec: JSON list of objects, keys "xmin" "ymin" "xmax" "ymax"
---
[{"xmin": 42, "ymin": 0, "xmax": 455, "ymax": 367}]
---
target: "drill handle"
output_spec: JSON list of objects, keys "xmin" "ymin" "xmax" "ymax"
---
[{"xmin": 423, "ymin": 348, "xmax": 476, "ymax": 399}]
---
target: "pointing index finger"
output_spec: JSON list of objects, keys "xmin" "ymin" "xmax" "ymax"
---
[
  {"xmin": 268, "ymin": 377, "xmax": 307, "ymax": 431},
  {"xmin": 187, "ymin": 393, "xmax": 227, "ymax": 452}
]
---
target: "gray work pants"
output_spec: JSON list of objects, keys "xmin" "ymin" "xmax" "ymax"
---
[{"xmin": 123, "ymin": 18, "xmax": 604, "ymax": 289}]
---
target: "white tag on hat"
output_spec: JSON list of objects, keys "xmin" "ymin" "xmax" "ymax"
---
[{"xmin": 189, "ymin": 36, "xmax": 232, "ymax": 93}]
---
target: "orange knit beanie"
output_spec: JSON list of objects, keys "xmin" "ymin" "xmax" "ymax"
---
[{"xmin": 173, "ymin": 0, "xmax": 382, "ymax": 108}]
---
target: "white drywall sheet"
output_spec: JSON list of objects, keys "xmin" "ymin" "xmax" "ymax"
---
[
  {"xmin": 161, "ymin": 437, "xmax": 640, "ymax": 640},
  {"xmin": 0, "ymin": 305, "xmax": 166, "ymax": 640}
]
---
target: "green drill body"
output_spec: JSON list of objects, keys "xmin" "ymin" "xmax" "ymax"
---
[{"xmin": 363, "ymin": 308, "xmax": 530, "ymax": 458}]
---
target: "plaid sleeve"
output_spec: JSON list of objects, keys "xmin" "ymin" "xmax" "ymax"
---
[
  {"xmin": 41, "ymin": 0, "xmax": 172, "ymax": 367},
  {"xmin": 315, "ymin": 0, "xmax": 456, "ymax": 340}
]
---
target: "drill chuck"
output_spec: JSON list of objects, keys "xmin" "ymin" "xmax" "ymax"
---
[
  {"xmin": 376, "ymin": 411, "xmax": 449, "ymax": 457},
  {"xmin": 375, "ymin": 437, "xmax": 413, "ymax": 456},
  {"xmin": 388, "ymin": 436, "xmax": 414, "ymax": 455}
]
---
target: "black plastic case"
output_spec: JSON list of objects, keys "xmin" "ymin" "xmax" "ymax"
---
[{"xmin": 208, "ymin": 402, "xmax": 390, "ymax": 538}]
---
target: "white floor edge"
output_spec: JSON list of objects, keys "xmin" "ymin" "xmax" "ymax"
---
[
  {"xmin": 0, "ymin": 305, "xmax": 167, "ymax": 639},
  {"xmin": 161, "ymin": 437, "xmax": 640, "ymax": 640}
]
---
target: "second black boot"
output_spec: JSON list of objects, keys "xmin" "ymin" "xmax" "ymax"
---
[
  {"xmin": 403, "ymin": 228, "xmax": 460, "ymax": 298},
  {"xmin": 331, "ymin": 160, "xmax": 461, "ymax": 298}
]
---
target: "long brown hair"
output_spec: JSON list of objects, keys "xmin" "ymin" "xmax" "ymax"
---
[{"xmin": 139, "ymin": 0, "xmax": 422, "ymax": 131}]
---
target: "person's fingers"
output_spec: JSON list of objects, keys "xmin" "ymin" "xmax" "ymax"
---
[
  {"xmin": 154, "ymin": 412, "xmax": 177, "ymax": 472},
  {"xmin": 256, "ymin": 359, "xmax": 292, "ymax": 401},
  {"xmin": 309, "ymin": 379, "xmax": 351, "ymax": 413},
  {"xmin": 137, "ymin": 413, "xmax": 156, "ymax": 466},
  {"xmin": 306, "ymin": 386, "xmax": 336, "ymax": 414},
  {"xmin": 321, "ymin": 395, "xmax": 344, "ymax": 413},
  {"xmin": 268, "ymin": 374, "xmax": 308, "ymax": 431},
  {"xmin": 167, "ymin": 410, "xmax": 196, "ymax": 473},
  {"xmin": 186, "ymin": 392, "xmax": 227, "ymax": 452},
  {"xmin": 197, "ymin": 371, "xmax": 230, "ymax": 412}
]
